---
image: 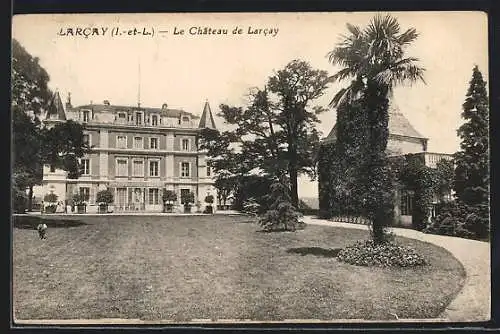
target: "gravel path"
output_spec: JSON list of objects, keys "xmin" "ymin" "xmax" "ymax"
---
[{"xmin": 302, "ymin": 216, "xmax": 491, "ymax": 322}]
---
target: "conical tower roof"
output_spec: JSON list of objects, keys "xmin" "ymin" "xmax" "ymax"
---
[
  {"xmin": 45, "ymin": 91, "xmax": 67, "ymax": 120},
  {"xmin": 198, "ymin": 100, "xmax": 216, "ymax": 129}
]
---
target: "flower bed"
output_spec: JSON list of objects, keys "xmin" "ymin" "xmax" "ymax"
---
[{"xmin": 337, "ymin": 240, "xmax": 428, "ymax": 267}]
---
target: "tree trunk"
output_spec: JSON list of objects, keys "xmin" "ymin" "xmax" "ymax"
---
[
  {"xmin": 289, "ymin": 165, "xmax": 299, "ymax": 208},
  {"xmin": 365, "ymin": 82, "xmax": 391, "ymax": 244},
  {"xmin": 27, "ymin": 185, "xmax": 33, "ymax": 212}
]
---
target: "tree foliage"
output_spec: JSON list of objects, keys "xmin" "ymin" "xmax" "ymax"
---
[
  {"xmin": 327, "ymin": 15, "xmax": 425, "ymax": 244},
  {"xmin": 426, "ymin": 66, "xmax": 490, "ymax": 241},
  {"xmin": 96, "ymin": 189, "xmax": 114, "ymax": 204},
  {"xmin": 200, "ymin": 59, "xmax": 330, "ymax": 212},
  {"xmin": 258, "ymin": 175, "xmax": 305, "ymax": 232},
  {"xmin": 11, "ymin": 39, "xmax": 90, "ymax": 212},
  {"xmin": 454, "ymin": 66, "xmax": 489, "ymax": 207}
]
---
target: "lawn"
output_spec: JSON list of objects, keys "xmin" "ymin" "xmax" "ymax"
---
[{"xmin": 12, "ymin": 214, "xmax": 466, "ymax": 322}]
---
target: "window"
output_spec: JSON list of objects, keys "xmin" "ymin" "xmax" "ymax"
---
[
  {"xmin": 117, "ymin": 113, "xmax": 127, "ymax": 124},
  {"xmin": 79, "ymin": 187, "xmax": 90, "ymax": 201},
  {"xmin": 182, "ymin": 116, "xmax": 190, "ymax": 122},
  {"xmin": 133, "ymin": 136, "xmax": 143, "ymax": 149},
  {"xmin": 148, "ymin": 188, "xmax": 159, "ymax": 205},
  {"xmin": 401, "ymin": 192, "xmax": 414, "ymax": 216},
  {"xmin": 83, "ymin": 134, "xmax": 90, "ymax": 146},
  {"xmin": 50, "ymin": 165, "xmax": 55, "ymax": 173},
  {"xmin": 116, "ymin": 159, "xmax": 128, "ymax": 176},
  {"xmin": 149, "ymin": 160, "xmax": 159, "ymax": 177},
  {"xmin": 181, "ymin": 162, "xmax": 190, "ymax": 177},
  {"xmin": 116, "ymin": 188, "xmax": 127, "ymax": 205},
  {"xmin": 206, "ymin": 166, "xmax": 211, "ymax": 177},
  {"xmin": 182, "ymin": 139, "xmax": 190, "ymax": 151},
  {"xmin": 150, "ymin": 137, "xmax": 158, "ymax": 149},
  {"xmin": 135, "ymin": 112, "xmax": 142, "ymax": 125},
  {"xmin": 151, "ymin": 115, "xmax": 158, "ymax": 126},
  {"xmin": 133, "ymin": 160, "xmax": 144, "ymax": 176},
  {"xmin": 81, "ymin": 159, "xmax": 90, "ymax": 175},
  {"xmin": 82, "ymin": 110, "xmax": 90, "ymax": 122},
  {"xmin": 117, "ymin": 135, "xmax": 127, "ymax": 149}
]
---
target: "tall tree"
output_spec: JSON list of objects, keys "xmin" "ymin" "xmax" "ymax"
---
[
  {"xmin": 200, "ymin": 60, "xmax": 330, "ymax": 209},
  {"xmin": 267, "ymin": 60, "xmax": 330, "ymax": 206},
  {"xmin": 454, "ymin": 66, "xmax": 489, "ymax": 207},
  {"xmin": 328, "ymin": 15, "xmax": 425, "ymax": 243},
  {"xmin": 12, "ymin": 39, "xmax": 52, "ymax": 211},
  {"xmin": 12, "ymin": 39, "xmax": 89, "ymax": 211}
]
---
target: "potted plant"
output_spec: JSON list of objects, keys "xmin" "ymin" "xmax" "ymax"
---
[
  {"xmin": 162, "ymin": 189, "xmax": 177, "ymax": 213},
  {"xmin": 204, "ymin": 194, "xmax": 214, "ymax": 214},
  {"xmin": 43, "ymin": 193, "xmax": 58, "ymax": 214},
  {"xmin": 181, "ymin": 191, "xmax": 195, "ymax": 213},
  {"xmin": 96, "ymin": 189, "xmax": 113, "ymax": 213},
  {"xmin": 73, "ymin": 193, "xmax": 87, "ymax": 214}
]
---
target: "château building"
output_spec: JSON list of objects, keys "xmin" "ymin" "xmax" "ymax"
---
[
  {"xmin": 319, "ymin": 103, "xmax": 453, "ymax": 226},
  {"xmin": 33, "ymin": 92, "xmax": 218, "ymax": 213}
]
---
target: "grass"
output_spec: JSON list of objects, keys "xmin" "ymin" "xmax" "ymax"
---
[{"xmin": 13, "ymin": 214, "xmax": 466, "ymax": 322}]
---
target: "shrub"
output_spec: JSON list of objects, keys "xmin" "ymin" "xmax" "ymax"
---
[
  {"xmin": 258, "ymin": 178, "xmax": 305, "ymax": 232},
  {"xmin": 72, "ymin": 193, "xmax": 86, "ymax": 205},
  {"xmin": 337, "ymin": 240, "xmax": 428, "ymax": 267},
  {"xmin": 181, "ymin": 191, "xmax": 195, "ymax": 207},
  {"xmin": 44, "ymin": 193, "xmax": 58, "ymax": 203},
  {"xmin": 162, "ymin": 189, "xmax": 177, "ymax": 203},
  {"xmin": 425, "ymin": 201, "xmax": 489, "ymax": 240},
  {"xmin": 13, "ymin": 190, "xmax": 28, "ymax": 213},
  {"xmin": 242, "ymin": 198, "xmax": 260, "ymax": 216},
  {"xmin": 233, "ymin": 175, "xmax": 274, "ymax": 212},
  {"xmin": 205, "ymin": 195, "xmax": 214, "ymax": 204},
  {"xmin": 96, "ymin": 189, "xmax": 113, "ymax": 204},
  {"xmin": 45, "ymin": 204, "xmax": 58, "ymax": 214}
]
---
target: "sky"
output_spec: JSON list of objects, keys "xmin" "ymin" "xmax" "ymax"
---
[{"xmin": 12, "ymin": 12, "xmax": 489, "ymax": 198}]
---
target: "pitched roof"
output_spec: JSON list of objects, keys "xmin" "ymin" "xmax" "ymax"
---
[
  {"xmin": 198, "ymin": 100, "xmax": 216, "ymax": 129},
  {"xmin": 323, "ymin": 102, "xmax": 426, "ymax": 143},
  {"xmin": 45, "ymin": 91, "xmax": 66, "ymax": 120},
  {"xmin": 69, "ymin": 103, "xmax": 199, "ymax": 119}
]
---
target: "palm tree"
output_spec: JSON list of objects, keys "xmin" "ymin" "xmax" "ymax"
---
[{"xmin": 328, "ymin": 14, "xmax": 425, "ymax": 243}]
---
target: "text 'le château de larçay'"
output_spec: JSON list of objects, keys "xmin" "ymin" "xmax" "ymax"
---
[{"xmin": 57, "ymin": 26, "xmax": 280, "ymax": 38}]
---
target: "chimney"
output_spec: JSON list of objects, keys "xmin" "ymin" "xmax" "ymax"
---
[{"xmin": 103, "ymin": 100, "xmax": 110, "ymax": 106}]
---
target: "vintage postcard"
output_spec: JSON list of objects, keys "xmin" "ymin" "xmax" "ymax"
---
[{"xmin": 11, "ymin": 12, "xmax": 490, "ymax": 325}]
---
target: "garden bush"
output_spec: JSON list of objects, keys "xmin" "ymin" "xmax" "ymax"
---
[
  {"xmin": 162, "ymin": 189, "xmax": 177, "ymax": 213},
  {"xmin": 258, "ymin": 179, "xmax": 306, "ymax": 232},
  {"xmin": 242, "ymin": 198, "xmax": 261, "ymax": 216},
  {"xmin": 425, "ymin": 201, "xmax": 489, "ymax": 240},
  {"xmin": 337, "ymin": 240, "xmax": 428, "ymax": 267},
  {"xmin": 13, "ymin": 190, "xmax": 28, "ymax": 213},
  {"xmin": 44, "ymin": 193, "xmax": 58, "ymax": 203}
]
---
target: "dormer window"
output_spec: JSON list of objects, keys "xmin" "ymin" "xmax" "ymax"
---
[
  {"xmin": 135, "ymin": 112, "xmax": 143, "ymax": 125},
  {"xmin": 182, "ymin": 116, "xmax": 190, "ymax": 122},
  {"xmin": 151, "ymin": 114, "xmax": 158, "ymax": 126},
  {"xmin": 82, "ymin": 110, "xmax": 90, "ymax": 122}
]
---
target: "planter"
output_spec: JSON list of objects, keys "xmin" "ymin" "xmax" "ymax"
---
[
  {"xmin": 98, "ymin": 204, "xmax": 108, "ymax": 214},
  {"xmin": 45, "ymin": 205, "xmax": 57, "ymax": 214},
  {"xmin": 184, "ymin": 205, "xmax": 192, "ymax": 213},
  {"xmin": 163, "ymin": 203, "xmax": 174, "ymax": 213},
  {"xmin": 204, "ymin": 206, "xmax": 214, "ymax": 214},
  {"xmin": 76, "ymin": 204, "xmax": 86, "ymax": 214}
]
